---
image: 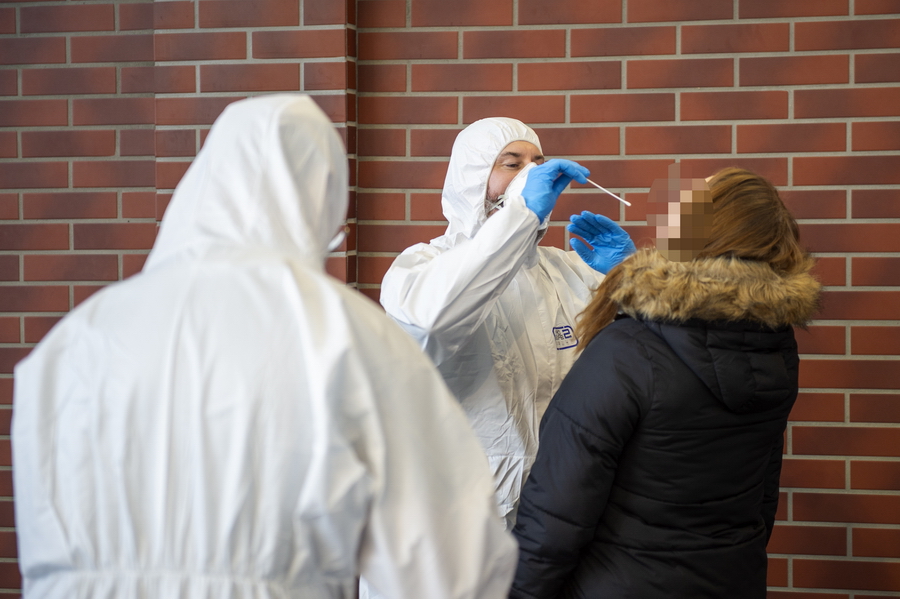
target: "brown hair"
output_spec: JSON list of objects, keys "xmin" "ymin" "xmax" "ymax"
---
[{"xmin": 576, "ymin": 167, "xmax": 814, "ymax": 349}]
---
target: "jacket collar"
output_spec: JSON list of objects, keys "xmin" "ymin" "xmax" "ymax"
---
[{"xmin": 613, "ymin": 249, "xmax": 821, "ymax": 328}]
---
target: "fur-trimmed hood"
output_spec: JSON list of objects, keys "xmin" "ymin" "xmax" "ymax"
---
[
  {"xmin": 612, "ymin": 249, "xmax": 821, "ymax": 328},
  {"xmin": 605, "ymin": 249, "xmax": 820, "ymax": 414}
]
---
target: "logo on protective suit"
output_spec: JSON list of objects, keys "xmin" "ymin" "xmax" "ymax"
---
[{"xmin": 553, "ymin": 326, "xmax": 578, "ymax": 350}]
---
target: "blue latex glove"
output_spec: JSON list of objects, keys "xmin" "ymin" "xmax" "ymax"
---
[
  {"xmin": 520, "ymin": 159, "xmax": 590, "ymax": 222},
  {"xmin": 568, "ymin": 211, "xmax": 636, "ymax": 274}
]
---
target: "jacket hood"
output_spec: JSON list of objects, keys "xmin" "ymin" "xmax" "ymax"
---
[
  {"xmin": 145, "ymin": 94, "xmax": 349, "ymax": 270},
  {"xmin": 613, "ymin": 249, "xmax": 821, "ymax": 328},
  {"xmin": 614, "ymin": 249, "xmax": 821, "ymax": 414},
  {"xmin": 441, "ymin": 118, "xmax": 541, "ymax": 241}
]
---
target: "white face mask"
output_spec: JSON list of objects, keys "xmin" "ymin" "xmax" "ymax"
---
[
  {"xmin": 486, "ymin": 162, "xmax": 539, "ymax": 215},
  {"xmin": 494, "ymin": 162, "xmax": 549, "ymax": 241},
  {"xmin": 485, "ymin": 196, "xmax": 506, "ymax": 214},
  {"xmin": 326, "ymin": 226, "xmax": 348, "ymax": 252}
]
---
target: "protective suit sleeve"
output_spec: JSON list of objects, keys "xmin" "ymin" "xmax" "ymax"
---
[
  {"xmin": 348, "ymin": 304, "xmax": 517, "ymax": 599},
  {"xmin": 380, "ymin": 195, "xmax": 540, "ymax": 365},
  {"xmin": 509, "ymin": 326, "xmax": 652, "ymax": 599}
]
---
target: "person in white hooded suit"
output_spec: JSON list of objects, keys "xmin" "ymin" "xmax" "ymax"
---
[
  {"xmin": 380, "ymin": 118, "xmax": 635, "ymax": 528},
  {"xmin": 12, "ymin": 95, "xmax": 516, "ymax": 599}
]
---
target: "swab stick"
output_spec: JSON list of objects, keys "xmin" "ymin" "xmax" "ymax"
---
[{"xmin": 585, "ymin": 178, "xmax": 631, "ymax": 206}]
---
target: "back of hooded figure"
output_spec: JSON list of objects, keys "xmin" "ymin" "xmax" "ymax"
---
[{"xmin": 12, "ymin": 95, "xmax": 515, "ymax": 599}]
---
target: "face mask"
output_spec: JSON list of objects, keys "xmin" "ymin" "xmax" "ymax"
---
[
  {"xmin": 326, "ymin": 226, "xmax": 348, "ymax": 252},
  {"xmin": 487, "ymin": 162, "xmax": 539, "ymax": 214},
  {"xmin": 485, "ymin": 196, "xmax": 505, "ymax": 213},
  {"xmin": 504, "ymin": 163, "xmax": 549, "ymax": 241}
]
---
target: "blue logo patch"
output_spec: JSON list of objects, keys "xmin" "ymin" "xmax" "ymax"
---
[{"xmin": 553, "ymin": 325, "xmax": 578, "ymax": 350}]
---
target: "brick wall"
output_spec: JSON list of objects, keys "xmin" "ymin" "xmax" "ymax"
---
[
  {"xmin": 356, "ymin": 2, "xmax": 900, "ymax": 595},
  {"xmin": 1, "ymin": 0, "xmax": 899, "ymax": 595}
]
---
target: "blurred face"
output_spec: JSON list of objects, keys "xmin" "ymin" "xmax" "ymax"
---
[
  {"xmin": 647, "ymin": 163, "xmax": 713, "ymax": 262},
  {"xmin": 485, "ymin": 141, "xmax": 544, "ymax": 217}
]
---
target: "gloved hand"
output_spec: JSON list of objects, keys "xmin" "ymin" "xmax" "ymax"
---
[
  {"xmin": 517, "ymin": 159, "xmax": 590, "ymax": 222},
  {"xmin": 568, "ymin": 211, "xmax": 636, "ymax": 274}
]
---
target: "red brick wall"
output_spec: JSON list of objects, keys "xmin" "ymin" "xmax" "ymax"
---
[
  {"xmin": 2, "ymin": 0, "xmax": 900, "ymax": 595},
  {"xmin": 355, "ymin": 3, "xmax": 900, "ymax": 596}
]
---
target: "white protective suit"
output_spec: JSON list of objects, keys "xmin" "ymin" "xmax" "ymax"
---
[
  {"xmin": 380, "ymin": 118, "xmax": 605, "ymax": 525},
  {"xmin": 12, "ymin": 95, "xmax": 516, "ymax": 599}
]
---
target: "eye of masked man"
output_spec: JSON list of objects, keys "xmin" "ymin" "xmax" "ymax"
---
[
  {"xmin": 379, "ymin": 118, "xmax": 635, "ymax": 531},
  {"xmin": 483, "ymin": 139, "xmax": 544, "ymax": 217}
]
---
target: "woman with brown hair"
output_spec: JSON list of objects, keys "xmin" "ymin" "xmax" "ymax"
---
[{"xmin": 509, "ymin": 167, "xmax": 821, "ymax": 599}]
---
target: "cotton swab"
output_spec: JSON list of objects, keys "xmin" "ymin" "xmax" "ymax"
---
[{"xmin": 585, "ymin": 178, "xmax": 631, "ymax": 206}]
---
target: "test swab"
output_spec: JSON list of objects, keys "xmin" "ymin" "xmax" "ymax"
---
[{"xmin": 585, "ymin": 178, "xmax": 631, "ymax": 206}]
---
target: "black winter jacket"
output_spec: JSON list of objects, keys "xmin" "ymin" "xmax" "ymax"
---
[{"xmin": 510, "ymin": 250, "xmax": 821, "ymax": 599}]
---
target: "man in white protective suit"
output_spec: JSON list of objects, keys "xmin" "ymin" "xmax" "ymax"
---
[
  {"xmin": 380, "ymin": 118, "xmax": 636, "ymax": 529},
  {"xmin": 12, "ymin": 95, "xmax": 517, "ymax": 599}
]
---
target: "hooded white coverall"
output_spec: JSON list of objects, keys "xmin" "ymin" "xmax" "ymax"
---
[
  {"xmin": 12, "ymin": 95, "xmax": 516, "ymax": 599},
  {"xmin": 380, "ymin": 118, "xmax": 605, "ymax": 525}
]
